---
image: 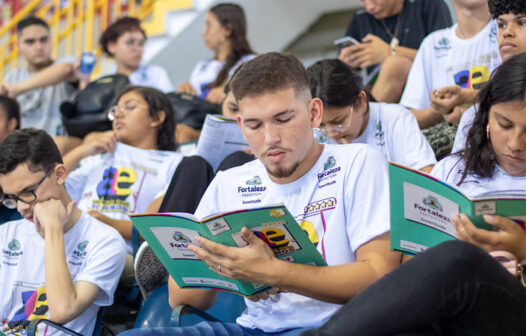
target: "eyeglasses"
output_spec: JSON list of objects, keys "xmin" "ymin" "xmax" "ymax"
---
[
  {"xmin": 108, "ymin": 103, "xmax": 149, "ymax": 121},
  {"xmin": 0, "ymin": 168, "xmax": 54, "ymax": 209},
  {"xmin": 318, "ymin": 107, "xmax": 353, "ymax": 133}
]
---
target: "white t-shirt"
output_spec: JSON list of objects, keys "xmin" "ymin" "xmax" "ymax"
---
[
  {"xmin": 4, "ymin": 56, "xmax": 77, "ymax": 136},
  {"xmin": 451, "ymin": 104, "xmax": 477, "ymax": 153},
  {"xmin": 66, "ymin": 142, "xmax": 183, "ymax": 253},
  {"xmin": 194, "ymin": 144, "xmax": 391, "ymax": 332},
  {"xmin": 353, "ymin": 102, "xmax": 436, "ymax": 169},
  {"xmin": 0, "ymin": 212, "xmax": 126, "ymax": 336},
  {"xmin": 430, "ymin": 155, "xmax": 526, "ymax": 197},
  {"xmin": 400, "ymin": 21, "xmax": 501, "ymax": 110},
  {"xmin": 104, "ymin": 64, "xmax": 174, "ymax": 93},
  {"xmin": 189, "ymin": 54, "xmax": 256, "ymax": 97}
]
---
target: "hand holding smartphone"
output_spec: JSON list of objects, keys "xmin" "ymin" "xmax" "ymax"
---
[{"xmin": 334, "ymin": 36, "xmax": 360, "ymax": 48}]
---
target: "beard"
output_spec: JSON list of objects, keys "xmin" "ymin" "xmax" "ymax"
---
[{"xmin": 265, "ymin": 160, "xmax": 300, "ymax": 179}]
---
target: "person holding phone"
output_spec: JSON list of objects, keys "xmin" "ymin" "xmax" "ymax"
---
[{"xmin": 339, "ymin": 0, "xmax": 452, "ymax": 103}]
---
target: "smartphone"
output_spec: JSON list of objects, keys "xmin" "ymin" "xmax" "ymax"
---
[
  {"xmin": 334, "ymin": 36, "xmax": 360, "ymax": 48},
  {"xmin": 79, "ymin": 52, "xmax": 96, "ymax": 75}
]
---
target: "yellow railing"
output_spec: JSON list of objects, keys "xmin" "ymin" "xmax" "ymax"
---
[{"xmin": 0, "ymin": 0, "xmax": 157, "ymax": 78}]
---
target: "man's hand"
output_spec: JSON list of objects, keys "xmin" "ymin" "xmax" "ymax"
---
[
  {"xmin": 452, "ymin": 214, "xmax": 526, "ymax": 261},
  {"xmin": 443, "ymin": 105, "xmax": 467, "ymax": 125},
  {"xmin": 190, "ymin": 227, "xmax": 278, "ymax": 284},
  {"xmin": 34, "ymin": 199, "xmax": 76, "ymax": 235},
  {"xmin": 339, "ymin": 34, "xmax": 389, "ymax": 68},
  {"xmin": 0, "ymin": 82, "xmax": 19, "ymax": 98},
  {"xmin": 178, "ymin": 82, "xmax": 197, "ymax": 95},
  {"xmin": 205, "ymin": 87, "xmax": 225, "ymax": 105}
]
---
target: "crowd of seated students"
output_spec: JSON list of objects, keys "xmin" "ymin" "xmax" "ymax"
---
[{"xmin": 0, "ymin": 0, "xmax": 525, "ymax": 335}]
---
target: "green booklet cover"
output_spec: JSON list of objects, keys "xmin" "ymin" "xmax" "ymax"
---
[
  {"xmin": 130, "ymin": 204, "xmax": 327, "ymax": 296},
  {"xmin": 389, "ymin": 162, "xmax": 526, "ymax": 255}
]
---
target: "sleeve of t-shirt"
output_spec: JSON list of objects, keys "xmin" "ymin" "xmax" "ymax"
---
[
  {"xmin": 189, "ymin": 60, "xmax": 207, "ymax": 96},
  {"xmin": 194, "ymin": 172, "xmax": 222, "ymax": 219},
  {"xmin": 423, "ymin": 0, "xmax": 453, "ymax": 34},
  {"xmin": 65, "ymin": 156, "xmax": 99, "ymax": 202},
  {"xmin": 400, "ymin": 36, "xmax": 433, "ymax": 110},
  {"xmin": 75, "ymin": 221, "xmax": 127, "ymax": 306},
  {"xmin": 391, "ymin": 105, "xmax": 437, "ymax": 169},
  {"xmin": 344, "ymin": 146, "xmax": 390, "ymax": 253},
  {"xmin": 430, "ymin": 155, "xmax": 464, "ymax": 185},
  {"xmin": 153, "ymin": 66, "xmax": 175, "ymax": 93},
  {"xmin": 452, "ymin": 105, "xmax": 477, "ymax": 153}
]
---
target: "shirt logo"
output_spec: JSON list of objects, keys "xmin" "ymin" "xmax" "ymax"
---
[
  {"xmin": 8, "ymin": 239, "xmax": 20, "ymax": 251},
  {"xmin": 318, "ymin": 157, "xmax": 341, "ymax": 181},
  {"xmin": 77, "ymin": 241, "xmax": 89, "ymax": 251},
  {"xmin": 72, "ymin": 240, "xmax": 89, "ymax": 259},
  {"xmin": 246, "ymin": 176, "xmax": 262, "ymax": 185},
  {"xmin": 375, "ymin": 120, "xmax": 385, "ymax": 146},
  {"xmin": 93, "ymin": 166, "xmax": 137, "ymax": 214}
]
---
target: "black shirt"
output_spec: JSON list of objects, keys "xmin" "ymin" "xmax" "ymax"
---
[{"xmin": 345, "ymin": 0, "xmax": 453, "ymax": 50}]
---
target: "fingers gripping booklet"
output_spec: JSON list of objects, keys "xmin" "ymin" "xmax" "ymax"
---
[
  {"xmin": 389, "ymin": 162, "xmax": 526, "ymax": 255},
  {"xmin": 130, "ymin": 204, "xmax": 327, "ymax": 296}
]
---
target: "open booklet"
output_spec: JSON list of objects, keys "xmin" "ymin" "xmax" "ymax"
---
[
  {"xmin": 389, "ymin": 162, "xmax": 526, "ymax": 255},
  {"xmin": 130, "ymin": 204, "xmax": 326, "ymax": 297}
]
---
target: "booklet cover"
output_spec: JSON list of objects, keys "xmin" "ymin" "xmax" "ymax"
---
[
  {"xmin": 389, "ymin": 162, "xmax": 526, "ymax": 255},
  {"xmin": 131, "ymin": 204, "xmax": 327, "ymax": 296}
]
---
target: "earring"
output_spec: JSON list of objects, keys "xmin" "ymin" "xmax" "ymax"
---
[{"xmin": 486, "ymin": 125, "xmax": 490, "ymax": 140}]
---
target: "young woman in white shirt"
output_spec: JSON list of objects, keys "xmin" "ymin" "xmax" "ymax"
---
[{"xmin": 178, "ymin": 3, "xmax": 256, "ymax": 104}]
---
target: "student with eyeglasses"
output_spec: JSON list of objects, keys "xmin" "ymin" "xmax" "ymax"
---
[
  {"xmin": 62, "ymin": 86, "xmax": 182, "ymax": 282},
  {"xmin": 0, "ymin": 128, "xmax": 126, "ymax": 336},
  {"xmin": 307, "ymin": 58, "xmax": 436, "ymax": 172}
]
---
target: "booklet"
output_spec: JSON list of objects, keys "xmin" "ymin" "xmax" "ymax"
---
[
  {"xmin": 195, "ymin": 114, "xmax": 248, "ymax": 170},
  {"xmin": 130, "ymin": 204, "xmax": 327, "ymax": 296},
  {"xmin": 389, "ymin": 162, "xmax": 526, "ymax": 255}
]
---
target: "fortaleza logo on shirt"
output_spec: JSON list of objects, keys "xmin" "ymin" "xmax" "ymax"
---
[
  {"xmin": 489, "ymin": 22, "xmax": 497, "ymax": 42},
  {"xmin": 3, "ymin": 239, "xmax": 23, "ymax": 257},
  {"xmin": 72, "ymin": 240, "xmax": 89, "ymax": 259},
  {"xmin": 318, "ymin": 156, "xmax": 341, "ymax": 181},
  {"xmin": 238, "ymin": 176, "xmax": 266, "ymax": 193},
  {"xmin": 434, "ymin": 37, "xmax": 451, "ymax": 52}
]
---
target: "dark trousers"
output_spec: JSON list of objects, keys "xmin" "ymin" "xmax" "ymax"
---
[{"xmin": 303, "ymin": 240, "xmax": 526, "ymax": 336}]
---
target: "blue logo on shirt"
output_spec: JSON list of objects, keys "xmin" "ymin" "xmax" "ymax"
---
[
  {"xmin": 246, "ymin": 176, "xmax": 262, "ymax": 185},
  {"xmin": 8, "ymin": 239, "xmax": 20, "ymax": 251}
]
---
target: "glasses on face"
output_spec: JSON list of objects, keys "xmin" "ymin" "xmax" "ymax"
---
[
  {"xmin": 318, "ymin": 107, "xmax": 353, "ymax": 134},
  {"xmin": 0, "ymin": 168, "xmax": 54, "ymax": 209},
  {"xmin": 108, "ymin": 102, "xmax": 149, "ymax": 121}
]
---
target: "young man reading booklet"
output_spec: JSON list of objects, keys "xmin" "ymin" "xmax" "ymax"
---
[
  {"xmin": 120, "ymin": 52, "xmax": 401, "ymax": 336},
  {"xmin": 0, "ymin": 129, "xmax": 126, "ymax": 336}
]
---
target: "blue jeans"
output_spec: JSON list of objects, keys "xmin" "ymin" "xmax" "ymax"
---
[
  {"xmin": 303, "ymin": 240, "xmax": 526, "ymax": 336},
  {"xmin": 118, "ymin": 322, "xmax": 308, "ymax": 336}
]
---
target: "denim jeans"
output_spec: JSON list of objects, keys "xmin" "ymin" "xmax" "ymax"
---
[
  {"xmin": 118, "ymin": 322, "xmax": 308, "ymax": 336},
  {"xmin": 303, "ymin": 240, "xmax": 526, "ymax": 336}
]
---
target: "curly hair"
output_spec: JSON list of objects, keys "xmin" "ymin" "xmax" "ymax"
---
[
  {"xmin": 460, "ymin": 52, "xmax": 526, "ymax": 184},
  {"xmin": 488, "ymin": 0, "xmax": 526, "ymax": 19},
  {"xmin": 100, "ymin": 17, "xmax": 146, "ymax": 56},
  {"xmin": 115, "ymin": 86, "xmax": 176, "ymax": 151}
]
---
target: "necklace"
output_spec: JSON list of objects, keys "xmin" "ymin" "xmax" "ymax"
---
[{"xmin": 380, "ymin": 4, "xmax": 404, "ymax": 55}]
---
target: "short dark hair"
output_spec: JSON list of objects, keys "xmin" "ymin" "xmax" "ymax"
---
[
  {"xmin": 100, "ymin": 17, "xmax": 146, "ymax": 56},
  {"xmin": 307, "ymin": 59, "xmax": 364, "ymax": 108},
  {"xmin": 460, "ymin": 52, "xmax": 526, "ymax": 183},
  {"xmin": 488, "ymin": 0, "xmax": 526, "ymax": 19},
  {"xmin": 230, "ymin": 52, "xmax": 310, "ymax": 101},
  {"xmin": 0, "ymin": 95, "xmax": 20, "ymax": 129},
  {"xmin": 115, "ymin": 86, "xmax": 176, "ymax": 151},
  {"xmin": 17, "ymin": 16, "xmax": 49, "ymax": 33},
  {"xmin": 0, "ymin": 128, "xmax": 63, "ymax": 175}
]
